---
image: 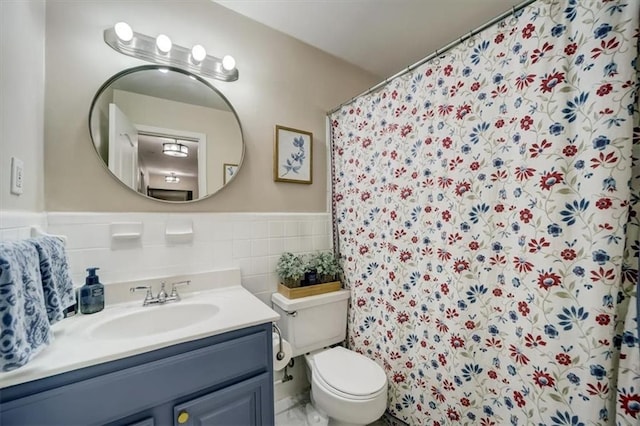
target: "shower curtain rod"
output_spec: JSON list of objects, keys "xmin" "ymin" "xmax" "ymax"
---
[{"xmin": 327, "ymin": 0, "xmax": 538, "ymax": 116}]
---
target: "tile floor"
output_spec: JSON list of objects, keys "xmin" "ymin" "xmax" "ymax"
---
[{"xmin": 275, "ymin": 393, "xmax": 386, "ymax": 426}]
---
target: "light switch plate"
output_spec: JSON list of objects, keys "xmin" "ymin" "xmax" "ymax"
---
[{"xmin": 10, "ymin": 157, "xmax": 24, "ymax": 195}]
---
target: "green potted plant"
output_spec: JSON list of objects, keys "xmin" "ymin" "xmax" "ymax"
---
[
  {"xmin": 276, "ymin": 252, "xmax": 305, "ymax": 288},
  {"xmin": 309, "ymin": 251, "xmax": 341, "ymax": 284}
]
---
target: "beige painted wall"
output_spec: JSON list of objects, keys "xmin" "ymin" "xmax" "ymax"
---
[
  {"xmin": 1, "ymin": 0, "xmax": 45, "ymax": 212},
  {"xmin": 44, "ymin": 0, "xmax": 378, "ymax": 212}
]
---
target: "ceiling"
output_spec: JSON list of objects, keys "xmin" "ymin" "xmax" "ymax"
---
[{"xmin": 214, "ymin": 0, "xmax": 526, "ymax": 79}]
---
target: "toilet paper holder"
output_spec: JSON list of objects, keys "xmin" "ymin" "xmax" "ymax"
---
[{"xmin": 272, "ymin": 323, "xmax": 286, "ymax": 361}]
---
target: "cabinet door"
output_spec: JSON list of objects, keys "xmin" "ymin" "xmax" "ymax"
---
[{"xmin": 173, "ymin": 373, "xmax": 272, "ymax": 426}]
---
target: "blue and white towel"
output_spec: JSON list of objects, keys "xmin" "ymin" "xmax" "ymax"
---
[
  {"xmin": 0, "ymin": 240, "xmax": 54, "ymax": 372},
  {"xmin": 31, "ymin": 236, "xmax": 75, "ymax": 324}
]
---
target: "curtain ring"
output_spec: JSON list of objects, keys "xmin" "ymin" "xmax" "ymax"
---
[
  {"xmin": 467, "ymin": 30, "xmax": 475, "ymax": 46},
  {"xmin": 509, "ymin": 6, "xmax": 518, "ymax": 25},
  {"xmin": 433, "ymin": 49, "xmax": 440, "ymax": 65},
  {"xmin": 405, "ymin": 65, "xmax": 413, "ymax": 80}
]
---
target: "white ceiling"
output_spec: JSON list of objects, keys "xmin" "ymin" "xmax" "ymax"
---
[
  {"xmin": 138, "ymin": 135, "xmax": 199, "ymax": 178},
  {"xmin": 214, "ymin": 0, "xmax": 526, "ymax": 79}
]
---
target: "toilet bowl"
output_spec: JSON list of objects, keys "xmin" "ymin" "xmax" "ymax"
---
[
  {"xmin": 271, "ymin": 290, "xmax": 388, "ymax": 425},
  {"xmin": 304, "ymin": 346, "xmax": 387, "ymax": 426}
]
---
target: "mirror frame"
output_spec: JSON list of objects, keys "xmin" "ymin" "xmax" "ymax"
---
[{"xmin": 88, "ymin": 65, "xmax": 245, "ymax": 203}]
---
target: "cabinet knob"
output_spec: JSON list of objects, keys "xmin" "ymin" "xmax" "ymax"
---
[{"xmin": 177, "ymin": 411, "xmax": 190, "ymax": 424}]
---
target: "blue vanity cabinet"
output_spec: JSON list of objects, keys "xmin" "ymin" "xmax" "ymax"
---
[{"xmin": 0, "ymin": 323, "xmax": 275, "ymax": 426}]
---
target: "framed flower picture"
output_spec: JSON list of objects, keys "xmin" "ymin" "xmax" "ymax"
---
[{"xmin": 274, "ymin": 125, "xmax": 313, "ymax": 184}]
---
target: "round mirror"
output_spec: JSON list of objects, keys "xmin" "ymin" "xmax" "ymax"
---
[{"xmin": 89, "ymin": 66, "xmax": 244, "ymax": 202}]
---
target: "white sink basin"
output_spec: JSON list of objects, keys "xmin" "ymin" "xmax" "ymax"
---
[{"xmin": 89, "ymin": 303, "xmax": 219, "ymax": 339}]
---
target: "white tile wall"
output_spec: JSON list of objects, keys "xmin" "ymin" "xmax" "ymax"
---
[{"xmin": 42, "ymin": 212, "xmax": 332, "ymax": 302}]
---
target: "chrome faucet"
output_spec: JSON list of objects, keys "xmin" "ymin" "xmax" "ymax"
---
[{"xmin": 130, "ymin": 280, "xmax": 191, "ymax": 306}]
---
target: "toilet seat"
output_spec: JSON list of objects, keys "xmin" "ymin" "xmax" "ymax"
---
[
  {"xmin": 311, "ymin": 347, "xmax": 387, "ymax": 399},
  {"xmin": 313, "ymin": 369, "xmax": 387, "ymax": 402}
]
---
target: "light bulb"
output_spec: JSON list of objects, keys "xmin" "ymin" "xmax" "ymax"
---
[
  {"xmin": 222, "ymin": 55, "xmax": 236, "ymax": 71},
  {"xmin": 114, "ymin": 22, "xmax": 133, "ymax": 42},
  {"xmin": 191, "ymin": 44, "xmax": 207, "ymax": 63},
  {"xmin": 156, "ymin": 34, "xmax": 172, "ymax": 53}
]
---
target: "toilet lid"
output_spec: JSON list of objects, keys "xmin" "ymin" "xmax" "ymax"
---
[{"xmin": 313, "ymin": 347, "xmax": 387, "ymax": 397}]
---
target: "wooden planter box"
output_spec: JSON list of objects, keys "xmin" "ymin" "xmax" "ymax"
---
[{"xmin": 277, "ymin": 281, "xmax": 341, "ymax": 299}]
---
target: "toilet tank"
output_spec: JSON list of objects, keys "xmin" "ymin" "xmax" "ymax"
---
[{"xmin": 271, "ymin": 290, "xmax": 350, "ymax": 357}]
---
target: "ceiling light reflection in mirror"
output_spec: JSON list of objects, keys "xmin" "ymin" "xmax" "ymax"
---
[{"xmin": 89, "ymin": 66, "xmax": 244, "ymax": 203}]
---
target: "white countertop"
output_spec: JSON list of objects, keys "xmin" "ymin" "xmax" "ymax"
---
[{"xmin": 0, "ymin": 270, "xmax": 279, "ymax": 389}]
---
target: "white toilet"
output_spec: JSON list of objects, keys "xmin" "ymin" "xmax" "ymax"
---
[{"xmin": 272, "ymin": 290, "xmax": 387, "ymax": 426}]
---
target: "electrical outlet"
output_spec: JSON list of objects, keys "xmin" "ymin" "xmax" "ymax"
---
[{"xmin": 10, "ymin": 157, "xmax": 24, "ymax": 195}]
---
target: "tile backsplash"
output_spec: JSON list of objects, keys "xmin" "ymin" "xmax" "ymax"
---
[{"xmin": 1, "ymin": 211, "xmax": 332, "ymax": 306}]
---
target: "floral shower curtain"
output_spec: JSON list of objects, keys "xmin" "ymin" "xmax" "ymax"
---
[{"xmin": 330, "ymin": 0, "xmax": 639, "ymax": 424}]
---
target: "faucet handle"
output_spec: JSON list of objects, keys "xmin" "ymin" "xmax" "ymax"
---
[
  {"xmin": 130, "ymin": 285, "xmax": 154, "ymax": 303},
  {"xmin": 169, "ymin": 280, "xmax": 191, "ymax": 300}
]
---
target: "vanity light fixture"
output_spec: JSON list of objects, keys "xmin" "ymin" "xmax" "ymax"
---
[
  {"xmin": 104, "ymin": 22, "xmax": 238, "ymax": 82},
  {"xmin": 165, "ymin": 173, "xmax": 180, "ymax": 183},
  {"xmin": 162, "ymin": 141, "xmax": 189, "ymax": 158}
]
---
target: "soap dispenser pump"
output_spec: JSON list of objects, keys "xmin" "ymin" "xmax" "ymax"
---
[{"xmin": 79, "ymin": 267, "xmax": 104, "ymax": 314}]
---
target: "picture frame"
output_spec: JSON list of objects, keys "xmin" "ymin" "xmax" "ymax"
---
[
  {"xmin": 223, "ymin": 163, "xmax": 238, "ymax": 184},
  {"xmin": 274, "ymin": 125, "xmax": 313, "ymax": 184}
]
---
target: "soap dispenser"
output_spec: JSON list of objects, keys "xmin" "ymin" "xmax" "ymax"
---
[{"xmin": 79, "ymin": 267, "xmax": 104, "ymax": 314}]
